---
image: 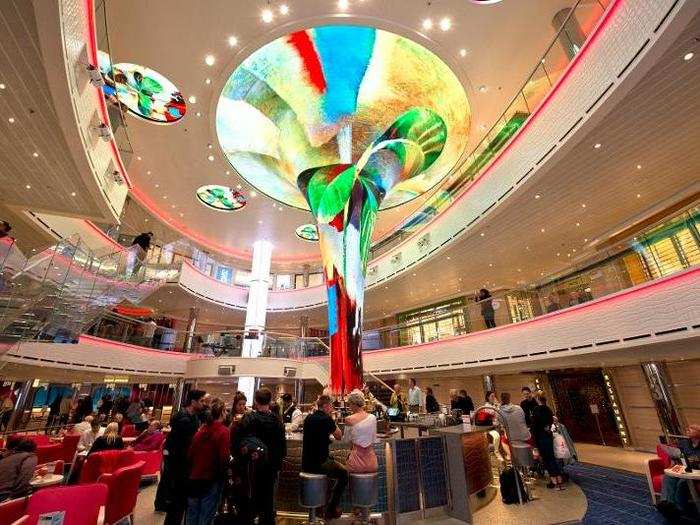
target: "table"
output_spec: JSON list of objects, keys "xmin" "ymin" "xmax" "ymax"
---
[
  {"xmin": 392, "ymin": 421, "xmax": 431, "ymax": 439},
  {"xmin": 30, "ymin": 474, "xmax": 64, "ymax": 488},
  {"xmin": 664, "ymin": 466, "xmax": 700, "ymax": 512}
]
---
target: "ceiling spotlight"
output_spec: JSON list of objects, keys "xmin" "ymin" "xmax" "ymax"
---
[
  {"xmin": 70, "ymin": 192, "xmax": 76, "ymax": 197},
  {"xmin": 540, "ymin": 228, "xmax": 546, "ymax": 233},
  {"xmin": 226, "ymin": 170, "xmax": 230, "ymax": 175},
  {"xmin": 636, "ymin": 164, "xmax": 642, "ymax": 170},
  {"xmin": 205, "ymin": 78, "xmax": 211, "ymax": 85},
  {"xmin": 279, "ymin": 3, "xmax": 289, "ymax": 14},
  {"xmin": 258, "ymin": 220, "xmax": 263, "ymax": 225},
  {"xmin": 337, "ymin": 0, "xmax": 349, "ymax": 9},
  {"xmin": 195, "ymin": 112, "xmax": 202, "ymax": 117},
  {"xmin": 261, "ymin": 8, "xmax": 274, "ymax": 23},
  {"xmin": 146, "ymin": 170, "xmax": 152, "ymax": 175},
  {"xmin": 136, "ymin": 156, "xmax": 142, "ymax": 161},
  {"xmin": 25, "ymin": 184, "xmax": 31, "ymax": 189},
  {"xmin": 459, "ymin": 49, "xmax": 467, "ymax": 58},
  {"xmin": 228, "ymin": 35, "xmax": 238, "ymax": 47},
  {"xmin": 576, "ymin": 222, "xmax": 580, "ymax": 227},
  {"xmin": 207, "ymin": 143, "xmax": 213, "ymax": 149},
  {"xmin": 0, "ymin": 83, "xmax": 5, "ymax": 89},
  {"xmin": 8, "ymin": 117, "xmax": 15, "ymax": 123},
  {"xmin": 478, "ymin": 85, "xmax": 488, "ymax": 93},
  {"xmin": 480, "ymin": 232, "xmax": 485, "ymax": 237},
  {"xmin": 236, "ymin": 184, "xmax": 242, "ymax": 189},
  {"xmin": 581, "ymin": 203, "xmax": 586, "ymax": 208},
  {"xmin": 207, "ymin": 155, "xmax": 214, "ymax": 161},
  {"xmin": 155, "ymin": 184, "xmax": 160, "ymax": 188},
  {"xmin": 163, "ymin": 195, "xmax": 168, "ymax": 199},
  {"xmin": 180, "ymin": 213, "xmax": 184, "ymax": 217},
  {"xmin": 593, "ymin": 143, "xmax": 602, "ymax": 149},
  {"xmin": 32, "ymin": 152, "xmax": 39, "ymax": 157},
  {"xmin": 188, "ymin": 95, "xmax": 197, "ymax": 104},
  {"xmin": 636, "ymin": 193, "xmax": 641, "ymax": 198},
  {"xmin": 534, "ymin": 193, "xmax": 541, "ymax": 199},
  {"xmin": 439, "ymin": 17, "xmax": 452, "ymax": 31},
  {"xmin": 422, "ymin": 18, "xmax": 433, "ymax": 30},
  {"xmin": 204, "ymin": 54, "xmax": 216, "ymax": 66},
  {"xmin": 684, "ymin": 52, "xmax": 694, "ymax": 61}
]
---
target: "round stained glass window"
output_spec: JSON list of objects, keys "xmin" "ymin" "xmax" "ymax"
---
[
  {"xmin": 196, "ymin": 185, "xmax": 246, "ymax": 211},
  {"xmin": 97, "ymin": 51, "xmax": 186, "ymax": 123},
  {"xmin": 295, "ymin": 223, "xmax": 319, "ymax": 242}
]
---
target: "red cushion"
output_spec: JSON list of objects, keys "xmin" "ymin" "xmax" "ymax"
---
[
  {"xmin": 98, "ymin": 461, "xmax": 144, "ymax": 525},
  {"xmin": 60, "ymin": 434, "xmax": 81, "ymax": 463},
  {"xmin": 651, "ymin": 473, "xmax": 663, "ymax": 492},
  {"xmin": 121, "ymin": 424, "xmax": 137, "ymax": 438},
  {"xmin": 36, "ymin": 443, "xmax": 63, "ymax": 465},
  {"xmin": 23, "ymin": 484, "xmax": 107, "ymax": 525},
  {"xmin": 79, "ymin": 449, "xmax": 136, "ymax": 484},
  {"xmin": 656, "ymin": 444, "xmax": 672, "ymax": 468},
  {"xmin": 133, "ymin": 449, "xmax": 162, "ymax": 477},
  {"xmin": 0, "ymin": 497, "xmax": 28, "ymax": 525}
]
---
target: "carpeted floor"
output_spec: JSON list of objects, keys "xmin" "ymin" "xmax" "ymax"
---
[{"xmin": 566, "ymin": 463, "xmax": 667, "ymax": 524}]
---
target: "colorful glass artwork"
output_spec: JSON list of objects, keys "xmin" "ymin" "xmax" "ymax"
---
[
  {"xmin": 295, "ymin": 224, "xmax": 320, "ymax": 242},
  {"xmin": 216, "ymin": 26, "xmax": 462, "ymax": 394},
  {"xmin": 96, "ymin": 51, "xmax": 186, "ymax": 123},
  {"xmin": 216, "ymin": 25, "xmax": 469, "ymax": 210},
  {"xmin": 196, "ymin": 185, "xmax": 246, "ymax": 211}
]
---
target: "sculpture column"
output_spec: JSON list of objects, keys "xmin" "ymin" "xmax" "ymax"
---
[{"xmin": 239, "ymin": 240, "xmax": 273, "ymax": 404}]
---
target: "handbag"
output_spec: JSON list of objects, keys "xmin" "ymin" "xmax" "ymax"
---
[{"xmin": 553, "ymin": 431, "xmax": 571, "ymax": 459}]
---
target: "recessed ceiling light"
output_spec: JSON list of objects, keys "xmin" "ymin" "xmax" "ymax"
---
[
  {"xmin": 155, "ymin": 184, "xmax": 159, "ymax": 188},
  {"xmin": 179, "ymin": 213, "xmax": 184, "ymax": 217},
  {"xmin": 540, "ymin": 228, "xmax": 545, "ymax": 233},
  {"xmin": 144, "ymin": 218, "xmax": 149, "ymax": 222},
  {"xmin": 195, "ymin": 112, "xmax": 202, "ymax": 117},
  {"xmin": 593, "ymin": 143, "xmax": 602, "ymax": 149},
  {"xmin": 279, "ymin": 3, "xmax": 289, "ymax": 14},
  {"xmin": 207, "ymin": 143, "xmax": 213, "ymax": 149},
  {"xmin": 581, "ymin": 203, "xmax": 586, "ymax": 208},
  {"xmin": 32, "ymin": 152, "xmax": 39, "ymax": 157},
  {"xmin": 0, "ymin": 83, "xmax": 5, "ymax": 89},
  {"xmin": 228, "ymin": 35, "xmax": 238, "ymax": 47},
  {"xmin": 8, "ymin": 117, "xmax": 15, "ymax": 123},
  {"xmin": 488, "ymin": 263, "xmax": 493, "ymax": 267},
  {"xmin": 584, "ymin": 238, "xmax": 588, "ymax": 242},
  {"xmin": 422, "ymin": 18, "xmax": 433, "ymax": 30},
  {"xmin": 70, "ymin": 192, "xmax": 76, "ymax": 197},
  {"xmin": 226, "ymin": 170, "xmax": 230, "ymax": 175},
  {"xmin": 250, "ymin": 191, "xmax": 257, "ymax": 197},
  {"xmin": 25, "ymin": 184, "xmax": 31, "ymax": 189},
  {"xmin": 636, "ymin": 164, "xmax": 642, "ymax": 170},
  {"xmin": 261, "ymin": 8, "xmax": 274, "ymax": 23},
  {"xmin": 204, "ymin": 54, "xmax": 216, "ymax": 66},
  {"xmin": 534, "ymin": 193, "xmax": 541, "ymax": 199},
  {"xmin": 207, "ymin": 155, "xmax": 214, "ymax": 161},
  {"xmin": 517, "ymin": 268, "xmax": 522, "ymax": 272},
  {"xmin": 337, "ymin": 0, "xmax": 349, "ymax": 9},
  {"xmin": 480, "ymin": 232, "xmax": 485, "ymax": 237},
  {"xmin": 171, "ymin": 204, "xmax": 176, "ymax": 208},
  {"xmin": 439, "ymin": 17, "xmax": 452, "ymax": 31},
  {"xmin": 459, "ymin": 48, "xmax": 467, "ymax": 58},
  {"xmin": 205, "ymin": 78, "xmax": 211, "ymax": 85},
  {"xmin": 636, "ymin": 193, "xmax": 641, "ymax": 198},
  {"xmin": 136, "ymin": 156, "xmax": 142, "ymax": 161},
  {"xmin": 236, "ymin": 184, "xmax": 242, "ymax": 190},
  {"xmin": 575, "ymin": 222, "xmax": 580, "ymax": 227},
  {"xmin": 258, "ymin": 220, "xmax": 263, "ymax": 225},
  {"xmin": 147, "ymin": 170, "xmax": 152, "ymax": 175},
  {"xmin": 684, "ymin": 52, "xmax": 694, "ymax": 61},
  {"xmin": 188, "ymin": 95, "xmax": 197, "ymax": 104},
  {"xmin": 572, "ymin": 248, "xmax": 577, "ymax": 253},
  {"xmin": 478, "ymin": 85, "xmax": 488, "ymax": 93},
  {"xmin": 163, "ymin": 195, "xmax": 168, "ymax": 199}
]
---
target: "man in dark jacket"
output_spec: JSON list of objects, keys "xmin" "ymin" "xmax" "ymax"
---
[
  {"xmin": 232, "ymin": 388, "xmax": 286, "ymax": 525},
  {"xmin": 156, "ymin": 389, "xmax": 206, "ymax": 523},
  {"xmin": 520, "ymin": 387, "xmax": 538, "ymax": 427}
]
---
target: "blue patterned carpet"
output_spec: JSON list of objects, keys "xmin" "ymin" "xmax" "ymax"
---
[{"xmin": 566, "ymin": 463, "xmax": 668, "ymax": 524}]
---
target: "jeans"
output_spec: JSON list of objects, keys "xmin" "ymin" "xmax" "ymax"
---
[
  {"xmin": 661, "ymin": 475, "xmax": 690, "ymax": 512},
  {"xmin": 320, "ymin": 458, "xmax": 348, "ymax": 511},
  {"xmin": 186, "ymin": 481, "xmax": 222, "ymax": 525}
]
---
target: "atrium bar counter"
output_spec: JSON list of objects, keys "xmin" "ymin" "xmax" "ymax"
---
[{"xmin": 276, "ymin": 423, "xmax": 494, "ymax": 524}]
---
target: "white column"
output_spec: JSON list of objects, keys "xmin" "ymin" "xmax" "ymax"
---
[{"xmin": 240, "ymin": 240, "xmax": 273, "ymax": 404}]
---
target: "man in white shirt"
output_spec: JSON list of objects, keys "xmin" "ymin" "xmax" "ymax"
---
[
  {"xmin": 281, "ymin": 393, "xmax": 304, "ymax": 432},
  {"xmin": 77, "ymin": 419, "xmax": 104, "ymax": 453},
  {"xmin": 407, "ymin": 378, "xmax": 423, "ymax": 414}
]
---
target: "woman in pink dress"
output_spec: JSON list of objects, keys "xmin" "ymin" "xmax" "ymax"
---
[{"xmin": 343, "ymin": 391, "xmax": 378, "ymax": 473}]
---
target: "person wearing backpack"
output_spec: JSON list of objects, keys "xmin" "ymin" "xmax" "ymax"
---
[{"xmin": 232, "ymin": 388, "xmax": 286, "ymax": 525}]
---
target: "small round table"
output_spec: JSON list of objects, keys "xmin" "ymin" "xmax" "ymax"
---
[
  {"xmin": 30, "ymin": 474, "xmax": 64, "ymax": 489},
  {"xmin": 664, "ymin": 467, "xmax": 700, "ymax": 512}
]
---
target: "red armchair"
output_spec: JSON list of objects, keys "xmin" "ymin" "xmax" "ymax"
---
[
  {"xmin": 645, "ymin": 444, "xmax": 672, "ymax": 504},
  {"xmin": 121, "ymin": 424, "xmax": 137, "ymax": 438},
  {"xmin": 35, "ymin": 443, "xmax": 63, "ymax": 465},
  {"xmin": 59, "ymin": 433, "xmax": 81, "ymax": 465},
  {"xmin": 98, "ymin": 461, "xmax": 145, "ymax": 525},
  {"xmin": 79, "ymin": 449, "xmax": 136, "ymax": 484},
  {"xmin": 133, "ymin": 449, "xmax": 162, "ymax": 481},
  {"xmin": 0, "ymin": 497, "xmax": 27, "ymax": 525},
  {"xmin": 13, "ymin": 483, "xmax": 107, "ymax": 525}
]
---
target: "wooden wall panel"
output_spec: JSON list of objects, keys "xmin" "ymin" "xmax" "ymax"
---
[
  {"xmin": 611, "ymin": 365, "xmax": 662, "ymax": 450},
  {"xmin": 665, "ymin": 359, "xmax": 700, "ymax": 428}
]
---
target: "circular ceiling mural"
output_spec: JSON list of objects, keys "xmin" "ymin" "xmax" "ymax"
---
[
  {"xmin": 196, "ymin": 185, "xmax": 246, "ymax": 211},
  {"xmin": 97, "ymin": 51, "xmax": 186, "ymax": 123},
  {"xmin": 216, "ymin": 25, "xmax": 470, "ymax": 211},
  {"xmin": 295, "ymin": 223, "xmax": 319, "ymax": 242}
]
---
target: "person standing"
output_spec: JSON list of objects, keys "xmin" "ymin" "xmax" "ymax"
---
[
  {"xmin": 302, "ymin": 395, "xmax": 347, "ymax": 520},
  {"xmin": 227, "ymin": 392, "xmax": 248, "ymax": 519},
  {"xmin": 458, "ymin": 389, "xmax": 475, "ymax": 414},
  {"xmin": 407, "ymin": 378, "xmax": 422, "ymax": 414},
  {"xmin": 156, "ymin": 389, "xmax": 206, "ymax": 522},
  {"xmin": 344, "ymin": 391, "xmax": 378, "ymax": 474},
  {"xmin": 186, "ymin": 399, "xmax": 230, "ymax": 525},
  {"xmin": 520, "ymin": 387, "xmax": 538, "ymax": 427},
  {"xmin": 232, "ymin": 388, "xmax": 286, "ymax": 525},
  {"xmin": 45, "ymin": 394, "xmax": 62, "ymax": 433},
  {"xmin": 497, "ymin": 393, "xmax": 530, "ymax": 445},
  {"xmin": 476, "ymin": 289, "xmax": 496, "ymax": 328},
  {"xmin": 59, "ymin": 394, "xmax": 72, "ymax": 426},
  {"xmin": 425, "ymin": 387, "xmax": 440, "ymax": 413},
  {"xmin": 390, "ymin": 384, "xmax": 407, "ymax": 420},
  {"xmin": 531, "ymin": 394, "xmax": 564, "ymax": 489},
  {"xmin": 131, "ymin": 231, "xmax": 153, "ymax": 274},
  {"xmin": 280, "ymin": 393, "xmax": 303, "ymax": 433},
  {"xmin": 143, "ymin": 318, "xmax": 158, "ymax": 348}
]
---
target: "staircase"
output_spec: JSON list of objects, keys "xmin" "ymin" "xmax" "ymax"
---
[{"xmin": 0, "ymin": 236, "xmax": 159, "ymax": 351}]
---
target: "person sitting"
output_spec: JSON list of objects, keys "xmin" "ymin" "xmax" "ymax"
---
[
  {"xmin": 186, "ymin": 399, "xmax": 230, "ymax": 525},
  {"xmin": 497, "ymin": 392, "xmax": 530, "ymax": 446},
  {"xmin": 131, "ymin": 419, "xmax": 165, "ymax": 452},
  {"xmin": 425, "ymin": 387, "xmax": 440, "ymax": 414},
  {"xmin": 77, "ymin": 418, "xmax": 104, "ymax": 453},
  {"xmin": 658, "ymin": 424, "xmax": 700, "ymax": 519},
  {"xmin": 111, "ymin": 412, "xmax": 124, "ymax": 433},
  {"xmin": 73, "ymin": 414, "xmax": 94, "ymax": 435},
  {"xmin": 0, "ymin": 437, "xmax": 37, "ymax": 502},
  {"xmin": 302, "ymin": 395, "xmax": 347, "ymax": 519},
  {"xmin": 343, "ymin": 390, "xmax": 378, "ymax": 474},
  {"xmin": 280, "ymin": 393, "xmax": 303, "ymax": 433},
  {"xmin": 88, "ymin": 422, "xmax": 123, "ymax": 455}
]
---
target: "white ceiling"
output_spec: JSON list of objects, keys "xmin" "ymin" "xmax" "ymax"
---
[{"xmin": 104, "ymin": 0, "xmax": 576, "ymax": 266}]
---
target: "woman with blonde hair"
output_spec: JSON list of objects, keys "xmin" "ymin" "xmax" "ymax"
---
[
  {"xmin": 343, "ymin": 390, "xmax": 378, "ymax": 473},
  {"xmin": 88, "ymin": 422, "xmax": 124, "ymax": 454}
]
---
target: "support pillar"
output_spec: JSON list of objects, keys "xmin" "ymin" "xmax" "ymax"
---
[
  {"xmin": 8, "ymin": 380, "xmax": 36, "ymax": 431},
  {"xmin": 172, "ymin": 380, "xmax": 185, "ymax": 413},
  {"xmin": 184, "ymin": 307, "xmax": 199, "ymax": 353},
  {"xmin": 240, "ymin": 240, "xmax": 273, "ymax": 405},
  {"xmin": 482, "ymin": 375, "xmax": 495, "ymax": 396},
  {"xmin": 641, "ymin": 362, "xmax": 683, "ymax": 438}
]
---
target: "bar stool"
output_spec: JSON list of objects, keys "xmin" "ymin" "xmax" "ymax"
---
[
  {"xmin": 299, "ymin": 472, "xmax": 328, "ymax": 524},
  {"xmin": 350, "ymin": 473, "xmax": 378, "ymax": 525}
]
